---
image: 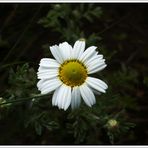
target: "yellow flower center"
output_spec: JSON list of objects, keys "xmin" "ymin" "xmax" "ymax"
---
[{"xmin": 59, "ymin": 60, "xmax": 87, "ymax": 87}]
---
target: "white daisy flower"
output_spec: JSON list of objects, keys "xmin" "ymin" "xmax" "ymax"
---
[{"xmin": 37, "ymin": 39, "xmax": 108, "ymax": 110}]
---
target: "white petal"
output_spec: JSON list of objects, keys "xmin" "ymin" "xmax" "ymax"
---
[
  {"xmin": 79, "ymin": 84, "xmax": 96, "ymax": 107},
  {"xmin": 85, "ymin": 54, "xmax": 103, "ymax": 66},
  {"xmin": 86, "ymin": 58, "xmax": 105, "ymax": 69},
  {"xmin": 52, "ymin": 86, "xmax": 60, "ymax": 106},
  {"xmin": 39, "ymin": 78, "xmax": 60, "ymax": 91},
  {"xmin": 72, "ymin": 40, "xmax": 85, "ymax": 59},
  {"xmin": 37, "ymin": 78, "xmax": 62, "ymax": 94},
  {"xmin": 38, "ymin": 66, "xmax": 56, "ymax": 72},
  {"xmin": 56, "ymin": 84, "xmax": 71, "ymax": 110},
  {"xmin": 39, "ymin": 58, "xmax": 60, "ymax": 68},
  {"xmin": 56, "ymin": 85, "xmax": 64, "ymax": 109},
  {"xmin": 63, "ymin": 86, "xmax": 71, "ymax": 110},
  {"xmin": 37, "ymin": 69, "xmax": 58, "ymax": 79},
  {"xmin": 86, "ymin": 56, "xmax": 106, "ymax": 74},
  {"xmin": 79, "ymin": 46, "xmax": 97, "ymax": 62},
  {"xmin": 37, "ymin": 79, "xmax": 46, "ymax": 91},
  {"xmin": 50, "ymin": 45, "xmax": 64, "ymax": 64},
  {"xmin": 88, "ymin": 64, "xmax": 107, "ymax": 74},
  {"xmin": 91, "ymin": 88, "xmax": 101, "ymax": 95},
  {"xmin": 59, "ymin": 42, "xmax": 72, "ymax": 60},
  {"xmin": 71, "ymin": 87, "xmax": 81, "ymax": 109},
  {"xmin": 86, "ymin": 77, "xmax": 108, "ymax": 93}
]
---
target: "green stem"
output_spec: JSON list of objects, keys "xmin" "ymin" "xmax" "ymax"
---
[{"xmin": 0, "ymin": 94, "xmax": 49, "ymax": 106}]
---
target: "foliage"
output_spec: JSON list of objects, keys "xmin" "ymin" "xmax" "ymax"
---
[{"xmin": 38, "ymin": 4, "xmax": 102, "ymax": 43}]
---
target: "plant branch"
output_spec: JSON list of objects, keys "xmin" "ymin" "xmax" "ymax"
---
[{"xmin": 0, "ymin": 94, "xmax": 49, "ymax": 106}]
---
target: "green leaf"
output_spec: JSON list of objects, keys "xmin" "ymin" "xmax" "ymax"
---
[{"xmin": 35, "ymin": 122, "xmax": 42, "ymax": 136}]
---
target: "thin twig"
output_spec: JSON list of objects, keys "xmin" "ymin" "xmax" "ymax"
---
[
  {"xmin": 2, "ymin": 4, "xmax": 44, "ymax": 63},
  {"xmin": 0, "ymin": 4, "xmax": 18, "ymax": 33},
  {"xmin": 98, "ymin": 13, "xmax": 131, "ymax": 35},
  {"xmin": 0, "ymin": 94, "xmax": 49, "ymax": 106}
]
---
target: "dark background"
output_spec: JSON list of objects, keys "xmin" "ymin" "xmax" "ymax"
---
[{"xmin": 0, "ymin": 3, "xmax": 148, "ymax": 145}]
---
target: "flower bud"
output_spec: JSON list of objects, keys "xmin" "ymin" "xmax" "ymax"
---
[{"xmin": 107, "ymin": 119, "xmax": 118, "ymax": 130}]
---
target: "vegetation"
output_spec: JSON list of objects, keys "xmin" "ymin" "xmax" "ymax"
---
[{"xmin": 0, "ymin": 3, "xmax": 148, "ymax": 144}]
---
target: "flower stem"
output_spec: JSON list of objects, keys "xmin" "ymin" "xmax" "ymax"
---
[{"xmin": 0, "ymin": 94, "xmax": 49, "ymax": 106}]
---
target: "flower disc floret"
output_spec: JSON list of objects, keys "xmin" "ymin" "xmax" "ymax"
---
[{"xmin": 59, "ymin": 60, "xmax": 87, "ymax": 87}]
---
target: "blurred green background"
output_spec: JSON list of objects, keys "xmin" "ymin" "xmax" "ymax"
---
[{"xmin": 0, "ymin": 3, "xmax": 148, "ymax": 145}]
